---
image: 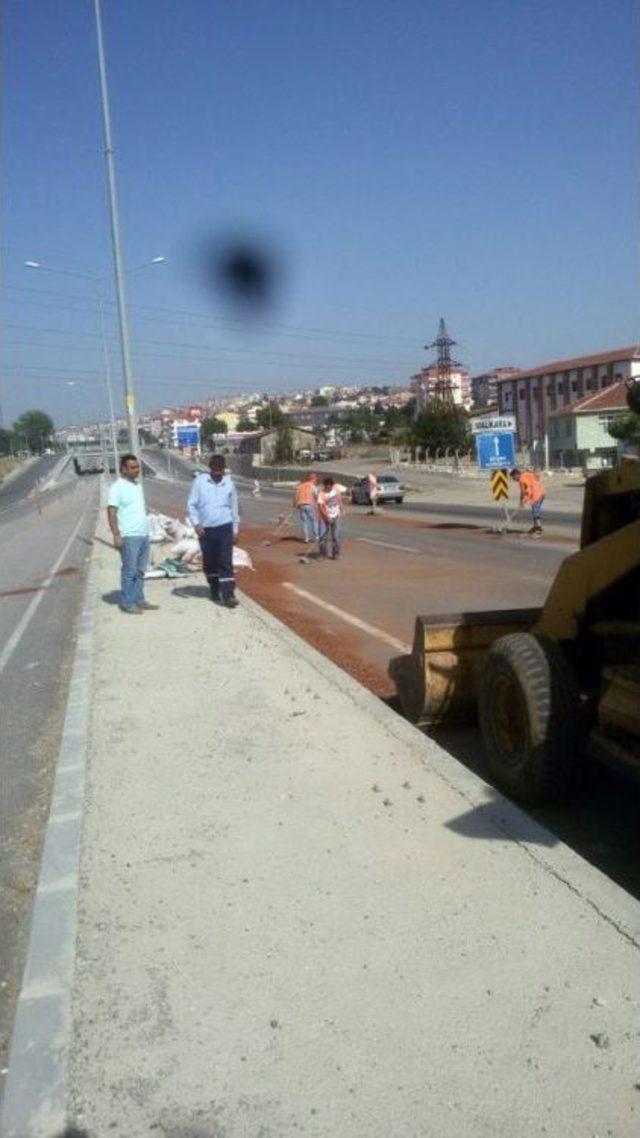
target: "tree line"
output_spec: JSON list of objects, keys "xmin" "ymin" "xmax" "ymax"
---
[
  {"xmin": 0, "ymin": 410, "xmax": 55, "ymax": 456},
  {"xmin": 200, "ymin": 400, "xmax": 472, "ymax": 457}
]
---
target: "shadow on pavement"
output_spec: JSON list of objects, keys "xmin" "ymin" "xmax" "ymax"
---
[
  {"xmin": 101, "ymin": 591, "xmax": 121, "ymax": 606},
  {"xmin": 171, "ymin": 584, "xmax": 209, "ymax": 600},
  {"xmin": 445, "ymin": 794, "xmax": 559, "ymax": 847},
  {"xmin": 432, "ymin": 725, "xmax": 640, "ymax": 899},
  {"xmin": 423, "ymin": 521, "xmax": 486, "ymax": 532}
]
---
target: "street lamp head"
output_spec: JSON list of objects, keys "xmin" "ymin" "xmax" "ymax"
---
[
  {"xmin": 151, "ymin": 256, "xmax": 166, "ymax": 264},
  {"xmin": 24, "ymin": 260, "xmax": 41, "ymax": 268}
]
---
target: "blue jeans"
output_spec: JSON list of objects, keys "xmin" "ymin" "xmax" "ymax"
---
[
  {"xmin": 531, "ymin": 496, "xmax": 545, "ymax": 522},
  {"xmin": 319, "ymin": 518, "xmax": 340, "ymax": 558},
  {"xmin": 120, "ymin": 535, "xmax": 149, "ymax": 607},
  {"xmin": 298, "ymin": 504, "xmax": 318, "ymax": 542}
]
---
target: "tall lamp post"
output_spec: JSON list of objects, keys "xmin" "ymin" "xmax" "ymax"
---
[
  {"xmin": 24, "ymin": 258, "xmax": 165, "ymax": 471},
  {"xmin": 93, "ymin": 0, "xmax": 139, "ymax": 456}
]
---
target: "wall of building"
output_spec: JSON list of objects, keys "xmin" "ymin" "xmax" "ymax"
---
[
  {"xmin": 548, "ymin": 411, "xmax": 623, "ymax": 468},
  {"xmin": 498, "ymin": 355, "xmax": 640, "ymax": 461},
  {"xmin": 575, "ymin": 413, "xmax": 622, "ymax": 458}
]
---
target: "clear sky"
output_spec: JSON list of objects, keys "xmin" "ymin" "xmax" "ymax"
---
[{"xmin": 2, "ymin": 0, "xmax": 638, "ymax": 427}]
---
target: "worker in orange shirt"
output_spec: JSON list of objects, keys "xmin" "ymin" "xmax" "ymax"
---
[
  {"xmin": 293, "ymin": 471, "xmax": 319, "ymax": 543},
  {"xmin": 510, "ymin": 468, "xmax": 546, "ymax": 535}
]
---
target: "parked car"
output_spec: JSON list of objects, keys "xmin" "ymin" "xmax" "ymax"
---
[
  {"xmin": 350, "ymin": 474, "xmax": 404, "ymax": 505},
  {"xmin": 313, "ymin": 450, "xmax": 331, "ymax": 462}
]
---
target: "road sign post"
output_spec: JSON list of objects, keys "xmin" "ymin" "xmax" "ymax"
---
[
  {"xmin": 176, "ymin": 425, "xmax": 201, "ymax": 452},
  {"xmin": 489, "ymin": 468, "xmax": 511, "ymax": 531},
  {"xmin": 475, "ymin": 431, "xmax": 516, "ymax": 471},
  {"xmin": 473, "ymin": 418, "xmax": 517, "ymax": 534}
]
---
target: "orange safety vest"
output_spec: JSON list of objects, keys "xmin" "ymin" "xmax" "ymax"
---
[
  {"xmin": 519, "ymin": 472, "xmax": 545, "ymax": 504},
  {"xmin": 294, "ymin": 480, "xmax": 317, "ymax": 507}
]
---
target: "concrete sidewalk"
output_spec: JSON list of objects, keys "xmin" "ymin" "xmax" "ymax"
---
[{"xmin": 2, "ymin": 528, "xmax": 640, "ymax": 1137}]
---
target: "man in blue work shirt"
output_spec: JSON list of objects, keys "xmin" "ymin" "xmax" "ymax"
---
[
  {"xmin": 187, "ymin": 454, "xmax": 240, "ymax": 608},
  {"xmin": 107, "ymin": 453, "xmax": 159, "ymax": 614}
]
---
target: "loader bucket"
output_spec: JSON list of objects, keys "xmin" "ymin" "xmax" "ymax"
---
[{"xmin": 389, "ymin": 608, "xmax": 541, "ymax": 727}]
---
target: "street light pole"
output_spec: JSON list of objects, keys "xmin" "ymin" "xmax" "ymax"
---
[
  {"xmin": 97, "ymin": 296, "xmax": 118, "ymax": 471},
  {"xmin": 93, "ymin": 0, "xmax": 138, "ymax": 456},
  {"xmin": 24, "ymin": 257, "xmax": 164, "ymax": 473}
]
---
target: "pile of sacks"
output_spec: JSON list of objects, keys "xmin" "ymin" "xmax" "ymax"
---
[{"xmin": 145, "ymin": 513, "xmax": 253, "ymax": 579}]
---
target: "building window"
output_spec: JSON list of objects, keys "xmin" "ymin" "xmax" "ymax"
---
[
  {"xmin": 519, "ymin": 391, "xmax": 526, "ymax": 400},
  {"xmin": 571, "ymin": 381, "xmax": 578, "ymax": 392}
]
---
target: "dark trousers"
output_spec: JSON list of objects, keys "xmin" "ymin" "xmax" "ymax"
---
[{"xmin": 199, "ymin": 523, "xmax": 235, "ymax": 599}]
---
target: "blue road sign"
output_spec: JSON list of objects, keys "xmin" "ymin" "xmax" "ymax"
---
[
  {"xmin": 176, "ymin": 426, "xmax": 200, "ymax": 448},
  {"xmin": 476, "ymin": 431, "xmax": 516, "ymax": 470}
]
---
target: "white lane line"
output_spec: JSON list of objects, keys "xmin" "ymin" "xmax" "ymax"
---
[
  {"xmin": 0, "ymin": 501, "xmax": 92, "ymax": 680},
  {"xmin": 355, "ymin": 536, "xmax": 421, "ymax": 555},
  {"xmin": 282, "ymin": 582, "xmax": 411, "ymax": 653}
]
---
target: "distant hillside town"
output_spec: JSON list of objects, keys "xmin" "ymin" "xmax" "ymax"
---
[{"xmin": 56, "ymin": 320, "xmax": 640, "ymax": 472}]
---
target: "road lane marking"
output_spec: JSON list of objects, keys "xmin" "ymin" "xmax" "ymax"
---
[
  {"xmin": 355, "ymin": 536, "xmax": 421, "ymax": 554},
  {"xmin": 0, "ymin": 501, "xmax": 92, "ymax": 680},
  {"xmin": 282, "ymin": 583, "xmax": 411, "ymax": 653}
]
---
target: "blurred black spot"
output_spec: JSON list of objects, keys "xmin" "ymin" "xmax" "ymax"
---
[
  {"xmin": 220, "ymin": 245, "xmax": 269, "ymax": 301},
  {"xmin": 199, "ymin": 234, "xmax": 282, "ymax": 315}
]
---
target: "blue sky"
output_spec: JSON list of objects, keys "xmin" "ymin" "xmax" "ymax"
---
[{"xmin": 3, "ymin": 0, "xmax": 637, "ymax": 426}]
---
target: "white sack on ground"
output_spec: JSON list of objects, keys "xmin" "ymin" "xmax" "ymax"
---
[
  {"xmin": 233, "ymin": 546, "xmax": 254, "ymax": 570},
  {"xmin": 170, "ymin": 538, "xmax": 202, "ymax": 565},
  {"xmin": 165, "ymin": 517, "xmax": 195, "ymax": 541},
  {"xmin": 148, "ymin": 514, "xmax": 169, "ymax": 543}
]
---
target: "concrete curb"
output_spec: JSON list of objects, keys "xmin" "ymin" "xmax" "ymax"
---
[
  {"xmin": 0, "ymin": 506, "xmax": 101, "ymax": 1138},
  {"xmin": 40, "ymin": 454, "xmax": 72, "ymax": 490},
  {"xmin": 238, "ymin": 588, "xmax": 640, "ymax": 950}
]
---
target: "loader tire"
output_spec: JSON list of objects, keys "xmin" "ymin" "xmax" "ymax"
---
[{"xmin": 478, "ymin": 632, "xmax": 582, "ymax": 805}]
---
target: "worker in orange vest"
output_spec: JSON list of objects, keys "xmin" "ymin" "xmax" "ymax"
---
[
  {"xmin": 510, "ymin": 468, "xmax": 546, "ymax": 535},
  {"xmin": 293, "ymin": 471, "xmax": 319, "ymax": 543}
]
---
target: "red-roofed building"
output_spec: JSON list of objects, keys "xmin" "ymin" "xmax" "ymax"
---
[
  {"xmin": 547, "ymin": 379, "xmax": 631, "ymax": 469},
  {"xmin": 496, "ymin": 346, "xmax": 640, "ymax": 466}
]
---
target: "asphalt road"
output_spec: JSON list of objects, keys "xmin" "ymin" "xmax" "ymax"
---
[
  {"xmin": 0, "ymin": 455, "xmax": 60, "ymax": 512},
  {"xmin": 145, "ymin": 476, "xmax": 640, "ymax": 901},
  {"xmin": 234, "ymin": 472, "xmax": 581, "ymax": 531},
  {"xmin": 142, "ymin": 449, "xmax": 583, "ymax": 529},
  {"xmin": 0, "ymin": 477, "xmax": 98, "ymax": 1079}
]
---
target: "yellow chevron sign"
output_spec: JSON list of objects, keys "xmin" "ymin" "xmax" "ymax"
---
[{"xmin": 490, "ymin": 469, "xmax": 509, "ymax": 501}]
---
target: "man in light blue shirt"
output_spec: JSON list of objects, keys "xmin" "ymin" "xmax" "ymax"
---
[
  {"xmin": 187, "ymin": 454, "xmax": 240, "ymax": 608},
  {"xmin": 106, "ymin": 453, "xmax": 158, "ymax": 614}
]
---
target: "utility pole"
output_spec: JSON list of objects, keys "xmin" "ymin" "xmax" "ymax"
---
[
  {"xmin": 424, "ymin": 318, "xmax": 461, "ymax": 404},
  {"xmin": 93, "ymin": 0, "xmax": 139, "ymax": 456}
]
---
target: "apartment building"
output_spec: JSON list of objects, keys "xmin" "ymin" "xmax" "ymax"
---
[
  {"xmin": 496, "ymin": 346, "xmax": 640, "ymax": 463},
  {"xmin": 547, "ymin": 380, "xmax": 630, "ymax": 469},
  {"xmin": 470, "ymin": 367, "xmax": 520, "ymax": 410},
  {"xmin": 411, "ymin": 365, "xmax": 472, "ymax": 410}
]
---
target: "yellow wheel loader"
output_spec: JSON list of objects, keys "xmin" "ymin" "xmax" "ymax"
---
[{"xmin": 389, "ymin": 398, "xmax": 640, "ymax": 805}]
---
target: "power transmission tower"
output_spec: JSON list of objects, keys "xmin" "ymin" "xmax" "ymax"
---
[{"xmin": 424, "ymin": 318, "xmax": 462, "ymax": 404}]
